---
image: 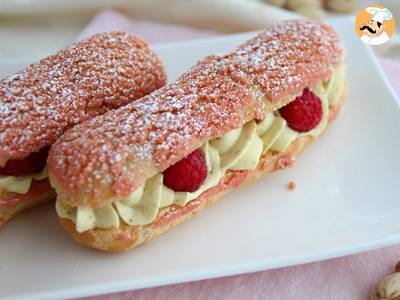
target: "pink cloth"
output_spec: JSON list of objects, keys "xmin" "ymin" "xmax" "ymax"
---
[
  {"xmin": 81, "ymin": 10, "xmax": 400, "ymax": 300},
  {"xmin": 90, "ymin": 246, "xmax": 399, "ymax": 299},
  {"xmin": 379, "ymin": 57, "xmax": 400, "ymax": 98}
]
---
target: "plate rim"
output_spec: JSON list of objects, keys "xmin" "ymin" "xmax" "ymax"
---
[{"xmin": 3, "ymin": 16, "xmax": 400, "ymax": 300}]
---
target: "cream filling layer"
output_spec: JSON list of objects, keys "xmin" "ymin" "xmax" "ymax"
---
[
  {"xmin": 57, "ymin": 63, "xmax": 346, "ymax": 233},
  {"xmin": 0, "ymin": 167, "xmax": 48, "ymax": 194}
]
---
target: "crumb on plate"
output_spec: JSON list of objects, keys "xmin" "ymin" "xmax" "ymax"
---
[{"xmin": 287, "ymin": 181, "xmax": 296, "ymax": 191}]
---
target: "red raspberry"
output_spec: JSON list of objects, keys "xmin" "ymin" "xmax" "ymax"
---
[
  {"xmin": 279, "ymin": 88, "xmax": 323, "ymax": 132},
  {"xmin": 0, "ymin": 146, "xmax": 50, "ymax": 176},
  {"xmin": 163, "ymin": 149, "xmax": 207, "ymax": 193}
]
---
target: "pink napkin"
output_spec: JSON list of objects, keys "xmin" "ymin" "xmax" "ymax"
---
[
  {"xmin": 379, "ymin": 57, "xmax": 400, "ymax": 99},
  {"xmin": 90, "ymin": 246, "xmax": 399, "ymax": 299},
  {"xmin": 81, "ymin": 10, "xmax": 400, "ymax": 300}
]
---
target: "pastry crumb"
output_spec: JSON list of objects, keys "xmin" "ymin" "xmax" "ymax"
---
[
  {"xmin": 287, "ymin": 181, "xmax": 296, "ymax": 191},
  {"xmin": 276, "ymin": 154, "xmax": 296, "ymax": 170}
]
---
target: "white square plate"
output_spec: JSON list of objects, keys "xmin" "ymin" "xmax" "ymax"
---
[{"xmin": 1, "ymin": 18, "xmax": 400, "ymax": 299}]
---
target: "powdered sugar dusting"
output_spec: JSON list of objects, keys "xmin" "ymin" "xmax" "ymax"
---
[
  {"xmin": 49, "ymin": 20, "xmax": 342, "ymax": 204},
  {"xmin": 235, "ymin": 20, "xmax": 342, "ymax": 101},
  {"xmin": 0, "ymin": 31, "xmax": 166, "ymax": 165}
]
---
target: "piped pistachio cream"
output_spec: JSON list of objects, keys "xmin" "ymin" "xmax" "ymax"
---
[
  {"xmin": 57, "ymin": 63, "xmax": 347, "ymax": 233},
  {"xmin": 0, "ymin": 167, "xmax": 48, "ymax": 194}
]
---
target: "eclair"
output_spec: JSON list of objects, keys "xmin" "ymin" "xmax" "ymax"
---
[
  {"xmin": 49, "ymin": 20, "xmax": 347, "ymax": 252},
  {"xmin": 0, "ymin": 32, "xmax": 166, "ymax": 226}
]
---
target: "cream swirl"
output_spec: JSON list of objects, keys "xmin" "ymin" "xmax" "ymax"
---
[
  {"xmin": 0, "ymin": 167, "xmax": 48, "ymax": 194},
  {"xmin": 57, "ymin": 63, "xmax": 346, "ymax": 232}
]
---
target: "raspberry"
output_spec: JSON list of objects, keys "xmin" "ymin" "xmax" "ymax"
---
[
  {"xmin": 0, "ymin": 146, "xmax": 50, "ymax": 176},
  {"xmin": 279, "ymin": 88, "xmax": 323, "ymax": 132},
  {"xmin": 163, "ymin": 149, "xmax": 207, "ymax": 192}
]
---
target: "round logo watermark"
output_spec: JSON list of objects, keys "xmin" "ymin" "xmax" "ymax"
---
[{"xmin": 355, "ymin": 5, "xmax": 396, "ymax": 46}]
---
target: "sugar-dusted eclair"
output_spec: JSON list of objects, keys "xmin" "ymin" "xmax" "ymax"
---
[
  {"xmin": 0, "ymin": 32, "xmax": 166, "ymax": 226},
  {"xmin": 49, "ymin": 20, "xmax": 347, "ymax": 252}
]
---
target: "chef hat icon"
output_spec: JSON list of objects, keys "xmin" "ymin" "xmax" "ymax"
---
[{"xmin": 366, "ymin": 7, "xmax": 393, "ymax": 24}]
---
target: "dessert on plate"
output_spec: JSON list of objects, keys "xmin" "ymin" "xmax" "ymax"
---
[
  {"xmin": 49, "ymin": 20, "xmax": 347, "ymax": 251},
  {"xmin": 0, "ymin": 32, "xmax": 166, "ymax": 226}
]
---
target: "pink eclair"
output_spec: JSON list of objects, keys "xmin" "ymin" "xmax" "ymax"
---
[
  {"xmin": 0, "ymin": 32, "xmax": 166, "ymax": 226},
  {"xmin": 49, "ymin": 20, "xmax": 347, "ymax": 252}
]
